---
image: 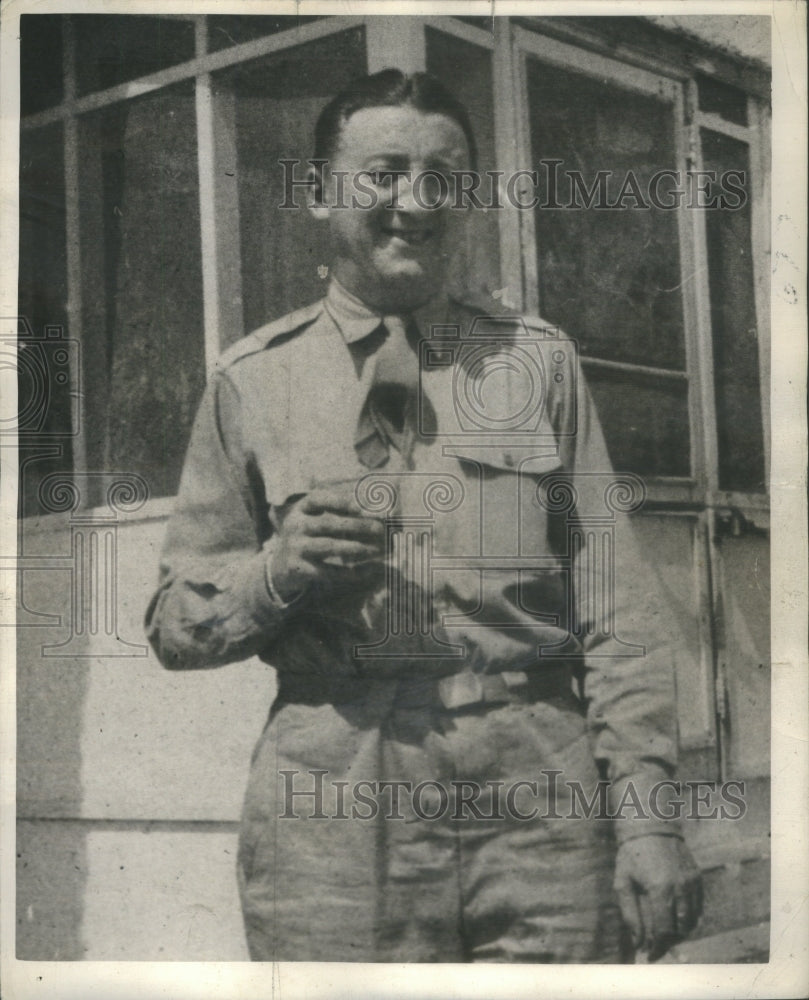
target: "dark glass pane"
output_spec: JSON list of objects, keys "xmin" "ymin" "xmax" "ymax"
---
[
  {"xmin": 74, "ymin": 15, "xmax": 195, "ymax": 96},
  {"xmin": 701, "ymin": 129, "xmax": 764, "ymax": 493},
  {"xmin": 214, "ymin": 27, "xmax": 366, "ymax": 334},
  {"xmin": 207, "ymin": 15, "xmax": 325, "ymax": 52},
  {"xmin": 20, "ymin": 15, "xmax": 63, "ymax": 115},
  {"xmin": 77, "ymin": 82, "xmax": 205, "ymax": 500},
  {"xmin": 425, "ymin": 28, "xmax": 500, "ymax": 301},
  {"xmin": 697, "ymin": 74, "xmax": 749, "ymax": 126},
  {"xmin": 527, "ymin": 58, "xmax": 687, "ymax": 371},
  {"xmin": 586, "ymin": 369, "xmax": 691, "ymax": 477},
  {"xmin": 451, "ymin": 16, "xmax": 493, "ymax": 32},
  {"xmin": 17, "ymin": 125, "xmax": 72, "ymax": 517}
]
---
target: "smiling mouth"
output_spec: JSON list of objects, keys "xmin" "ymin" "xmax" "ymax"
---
[{"xmin": 381, "ymin": 227, "xmax": 432, "ymax": 246}]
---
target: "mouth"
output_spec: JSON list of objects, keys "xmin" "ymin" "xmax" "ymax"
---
[{"xmin": 380, "ymin": 226, "xmax": 433, "ymax": 247}]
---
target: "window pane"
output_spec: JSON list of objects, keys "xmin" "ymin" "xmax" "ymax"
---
[
  {"xmin": 207, "ymin": 15, "xmax": 326, "ymax": 52},
  {"xmin": 526, "ymin": 58, "xmax": 686, "ymax": 371},
  {"xmin": 451, "ymin": 16, "xmax": 493, "ymax": 33},
  {"xmin": 20, "ymin": 15, "xmax": 63, "ymax": 115},
  {"xmin": 526, "ymin": 56, "xmax": 691, "ymax": 478},
  {"xmin": 697, "ymin": 74, "xmax": 748, "ymax": 126},
  {"xmin": 425, "ymin": 28, "xmax": 501, "ymax": 301},
  {"xmin": 77, "ymin": 82, "xmax": 205, "ymax": 501},
  {"xmin": 74, "ymin": 15, "xmax": 196, "ymax": 96},
  {"xmin": 701, "ymin": 129, "xmax": 765, "ymax": 493},
  {"xmin": 586, "ymin": 369, "xmax": 691, "ymax": 477},
  {"xmin": 17, "ymin": 125, "xmax": 72, "ymax": 518},
  {"xmin": 214, "ymin": 27, "xmax": 366, "ymax": 334}
]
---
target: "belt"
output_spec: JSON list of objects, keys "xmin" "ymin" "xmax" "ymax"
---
[{"xmin": 277, "ymin": 664, "xmax": 573, "ymax": 713}]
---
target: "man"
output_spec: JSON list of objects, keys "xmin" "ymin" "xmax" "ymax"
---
[{"xmin": 146, "ymin": 69, "xmax": 701, "ymax": 963}]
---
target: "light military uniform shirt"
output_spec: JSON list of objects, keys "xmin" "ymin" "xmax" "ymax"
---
[{"xmin": 146, "ymin": 278, "xmax": 683, "ymax": 844}]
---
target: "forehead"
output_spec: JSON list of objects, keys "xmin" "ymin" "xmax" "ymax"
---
[{"xmin": 333, "ymin": 105, "xmax": 471, "ymax": 164}]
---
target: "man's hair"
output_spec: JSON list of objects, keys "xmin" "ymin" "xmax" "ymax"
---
[{"xmin": 313, "ymin": 68, "xmax": 478, "ymax": 168}]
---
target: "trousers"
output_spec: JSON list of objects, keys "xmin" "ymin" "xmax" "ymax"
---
[{"xmin": 237, "ymin": 674, "xmax": 622, "ymax": 963}]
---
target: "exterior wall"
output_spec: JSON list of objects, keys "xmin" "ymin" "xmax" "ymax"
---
[
  {"xmin": 16, "ymin": 508, "xmax": 769, "ymax": 959},
  {"xmin": 16, "ymin": 510, "xmax": 274, "ymax": 959}
]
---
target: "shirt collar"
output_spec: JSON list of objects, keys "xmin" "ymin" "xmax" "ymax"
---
[{"xmin": 324, "ymin": 278, "xmax": 449, "ymax": 344}]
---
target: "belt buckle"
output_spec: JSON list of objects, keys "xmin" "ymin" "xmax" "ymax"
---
[
  {"xmin": 438, "ymin": 671, "xmax": 484, "ymax": 710},
  {"xmin": 500, "ymin": 670, "xmax": 529, "ymax": 691}
]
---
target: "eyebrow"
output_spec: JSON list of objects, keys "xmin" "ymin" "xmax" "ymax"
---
[{"xmin": 358, "ymin": 148, "xmax": 469, "ymax": 166}]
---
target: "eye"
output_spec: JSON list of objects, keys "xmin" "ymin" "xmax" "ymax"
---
[{"xmin": 371, "ymin": 170, "xmax": 396, "ymax": 188}]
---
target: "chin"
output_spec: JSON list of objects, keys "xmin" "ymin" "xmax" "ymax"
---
[{"xmin": 378, "ymin": 254, "xmax": 445, "ymax": 289}]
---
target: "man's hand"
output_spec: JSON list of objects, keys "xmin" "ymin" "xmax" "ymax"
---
[
  {"xmin": 268, "ymin": 486, "xmax": 386, "ymax": 603},
  {"xmin": 614, "ymin": 835, "xmax": 703, "ymax": 961}
]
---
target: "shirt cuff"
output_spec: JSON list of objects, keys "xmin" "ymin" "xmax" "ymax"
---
[
  {"xmin": 261, "ymin": 537, "xmax": 305, "ymax": 611},
  {"xmin": 609, "ymin": 771, "xmax": 685, "ymax": 845}
]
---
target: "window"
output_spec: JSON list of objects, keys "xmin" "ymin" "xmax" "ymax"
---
[
  {"xmin": 207, "ymin": 15, "xmax": 325, "ymax": 52},
  {"xmin": 72, "ymin": 15, "xmax": 196, "ymax": 96},
  {"xmin": 213, "ymin": 27, "xmax": 367, "ymax": 335},
  {"xmin": 700, "ymin": 130, "xmax": 765, "ymax": 494},
  {"xmin": 16, "ymin": 14, "xmax": 770, "ymax": 516},
  {"xmin": 524, "ymin": 54, "xmax": 690, "ymax": 477},
  {"xmin": 17, "ymin": 124, "xmax": 72, "ymax": 517},
  {"xmin": 17, "ymin": 14, "xmax": 367, "ymax": 515},
  {"xmin": 76, "ymin": 83, "xmax": 205, "ymax": 501},
  {"xmin": 513, "ymin": 24, "xmax": 769, "ymax": 503},
  {"xmin": 425, "ymin": 25, "xmax": 500, "ymax": 301}
]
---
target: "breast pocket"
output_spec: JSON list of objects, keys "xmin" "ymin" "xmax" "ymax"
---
[{"xmin": 447, "ymin": 444, "xmax": 564, "ymax": 560}]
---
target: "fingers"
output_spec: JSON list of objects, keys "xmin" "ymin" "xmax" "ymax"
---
[
  {"xmin": 300, "ymin": 487, "xmax": 371, "ymax": 517},
  {"xmin": 299, "ymin": 537, "xmax": 383, "ymax": 564},
  {"xmin": 673, "ymin": 865, "xmax": 703, "ymax": 937},
  {"xmin": 636, "ymin": 877, "xmax": 702, "ymax": 959},
  {"xmin": 299, "ymin": 510, "xmax": 385, "ymax": 543},
  {"xmin": 614, "ymin": 838, "xmax": 704, "ymax": 962},
  {"xmin": 640, "ymin": 886, "xmax": 677, "ymax": 961},
  {"xmin": 614, "ymin": 878, "xmax": 644, "ymax": 951}
]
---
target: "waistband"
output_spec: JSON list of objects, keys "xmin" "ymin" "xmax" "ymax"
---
[{"xmin": 277, "ymin": 664, "xmax": 574, "ymax": 713}]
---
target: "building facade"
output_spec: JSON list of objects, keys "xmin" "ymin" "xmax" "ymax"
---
[{"xmin": 15, "ymin": 13, "xmax": 770, "ymax": 960}]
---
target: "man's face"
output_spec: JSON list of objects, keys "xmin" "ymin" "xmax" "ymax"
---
[{"xmin": 313, "ymin": 105, "xmax": 472, "ymax": 312}]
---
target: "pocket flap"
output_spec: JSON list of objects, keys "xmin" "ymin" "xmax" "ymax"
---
[{"xmin": 447, "ymin": 443, "xmax": 563, "ymax": 476}]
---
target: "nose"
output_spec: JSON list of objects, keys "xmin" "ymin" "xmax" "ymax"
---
[{"xmin": 393, "ymin": 169, "xmax": 448, "ymax": 214}]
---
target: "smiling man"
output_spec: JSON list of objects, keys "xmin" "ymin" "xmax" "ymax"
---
[{"xmin": 146, "ymin": 69, "xmax": 702, "ymax": 964}]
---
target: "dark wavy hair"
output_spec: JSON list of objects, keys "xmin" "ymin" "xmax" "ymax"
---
[{"xmin": 313, "ymin": 68, "xmax": 478, "ymax": 169}]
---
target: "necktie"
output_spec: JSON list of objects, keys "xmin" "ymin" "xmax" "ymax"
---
[{"xmin": 354, "ymin": 315, "xmax": 435, "ymax": 469}]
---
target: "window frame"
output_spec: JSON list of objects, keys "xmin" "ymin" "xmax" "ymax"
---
[
  {"xmin": 18, "ymin": 12, "xmax": 770, "ymax": 524},
  {"xmin": 508, "ymin": 21, "xmax": 770, "ymax": 517}
]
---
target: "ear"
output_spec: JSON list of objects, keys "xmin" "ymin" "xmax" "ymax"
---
[{"xmin": 307, "ymin": 161, "xmax": 330, "ymax": 222}]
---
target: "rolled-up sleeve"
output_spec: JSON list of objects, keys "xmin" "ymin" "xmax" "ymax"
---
[{"xmin": 145, "ymin": 368, "xmax": 289, "ymax": 670}]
